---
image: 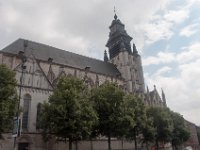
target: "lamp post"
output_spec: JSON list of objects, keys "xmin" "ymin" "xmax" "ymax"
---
[{"xmin": 13, "ymin": 41, "xmax": 27, "ymax": 150}]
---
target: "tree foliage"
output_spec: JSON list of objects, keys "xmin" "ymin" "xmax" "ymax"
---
[
  {"xmin": 37, "ymin": 75, "xmax": 192, "ymax": 150},
  {"xmin": 141, "ymin": 116, "xmax": 156, "ymax": 150},
  {"xmin": 0, "ymin": 64, "xmax": 17, "ymax": 138},
  {"xmin": 170, "ymin": 111, "xmax": 190, "ymax": 149},
  {"xmin": 37, "ymin": 76, "xmax": 98, "ymax": 150},
  {"xmin": 124, "ymin": 95, "xmax": 147, "ymax": 150},
  {"xmin": 90, "ymin": 81, "xmax": 127, "ymax": 150},
  {"xmin": 146, "ymin": 107, "xmax": 174, "ymax": 150}
]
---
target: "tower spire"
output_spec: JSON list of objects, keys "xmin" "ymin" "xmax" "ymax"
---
[
  {"xmin": 106, "ymin": 10, "xmax": 132, "ymax": 59},
  {"xmin": 161, "ymin": 88, "xmax": 167, "ymax": 106},
  {"xmin": 104, "ymin": 50, "xmax": 109, "ymax": 62},
  {"xmin": 114, "ymin": 6, "xmax": 117, "ymax": 20},
  {"xmin": 133, "ymin": 43, "xmax": 138, "ymax": 55},
  {"xmin": 147, "ymin": 86, "xmax": 149, "ymax": 93},
  {"xmin": 154, "ymin": 85, "xmax": 156, "ymax": 91}
]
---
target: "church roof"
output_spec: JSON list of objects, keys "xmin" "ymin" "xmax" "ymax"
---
[{"xmin": 1, "ymin": 39, "xmax": 121, "ymax": 77}]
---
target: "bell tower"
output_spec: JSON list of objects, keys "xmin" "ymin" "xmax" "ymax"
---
[
  {"xmin": 106, "ymin": 13, "xmax": 145, "ymax": 93},
  {"xmin": 106, "ymin": 14, "xmax": 132, "ymax": 59}
]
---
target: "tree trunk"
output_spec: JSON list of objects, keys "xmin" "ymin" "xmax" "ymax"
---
[
  {"xmin": 145, "ymin": 141, "xmax": 149, "ymax": 150},
  {"xmin": 134, "ymin": 129, "xmax": 138, "ymax": 150},
  {"xmin": 134, "ymin": 135, "xmax": 137, "ymax": 150},
  {"xmin": 69, "ymin": 138, "xmax": 72, "ymax": 150},
  {"xmin": 75, "ymin": 141, "xmax": 78, "ymax": 150},
  {"xmin": 90, "ymin": 139, "xmax": 93, "ymax": 150},
  {"xmin": 121, "ymin": 139, "xmax": 124, "ymax": 150},
  {"xmin": 175, "ymin": 145, "xmax": 178, "ymax": 150},
  {"xmin": 108, "ymin": 135, "xmax": 111, "ymax": 150},
  {"xmin": 155, "ymin": 139, "xmax": 159, "ymax": 150}
]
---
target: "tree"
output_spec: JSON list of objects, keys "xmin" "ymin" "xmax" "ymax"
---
[
  {"xmin": 37, "ymin": 76, "xmax": 98, "ymax": 150},
  {"xmin": 90, "ymin": 81, "xmax": 126, "ymax": 150},
  {"xmin": 0, "ymin": 64, "xmax": 17, "ymax": 138},
  {"xmin": 141, "ymin": 116, "xmax": 156, "ymax": 150},
  {"xmin": 170, "ymin": 111, "xmax": 190, "ymax": 150},
  {"xmin": 124, "ymin": 95, "xmax": 147, "ymax": 150},
  {"xmin": 147, "ymin": 107, "xmax": 173, "ymax": 150}
]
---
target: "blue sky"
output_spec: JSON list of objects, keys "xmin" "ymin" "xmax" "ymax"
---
[{"xmin": 0, "ymin": 0, "xmax": 200, "ymax": 125}]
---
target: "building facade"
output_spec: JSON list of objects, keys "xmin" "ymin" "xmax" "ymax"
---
[{"xmin": 0, "ymin": 14, "xmax": 190, "ymax": 150}]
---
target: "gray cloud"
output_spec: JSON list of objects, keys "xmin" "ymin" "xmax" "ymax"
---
[{"xmin": 0, "ymin": 0, "xmax": 174, "ymax": 58}]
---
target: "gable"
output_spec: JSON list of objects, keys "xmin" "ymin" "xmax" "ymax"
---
[{"xmin": 14, "ymin": 54, "xmax": 53, "ymax": 90}]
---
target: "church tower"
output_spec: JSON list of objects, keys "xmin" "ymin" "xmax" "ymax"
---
[{"xmin": 106, "ymin": 13, "xmax": 145, "ymax": 93}]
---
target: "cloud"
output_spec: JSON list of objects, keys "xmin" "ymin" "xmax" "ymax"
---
[
  {"xmin": 137, "ymin": 2, "xmax": 191, "ymax": 45},
  {"xmin": 180, "ymin": 23, "xmax": 200, "ymax": 37},
  {"xmin": 177, "ymin": 42, "xmax": 200, "ymax": 63},
  {"xmin": 143, "ymin": 52, "xmax": 176, "ymax": 66},
  {"xmin": 0, "ymin": 0, "xmax": 186, "ymax": 58},
  {"xmin": 143, "ymin": 42, "xmax": 200, "ymax": 66},
  {"xmin": 155, "ymin": 66, "xmax": 172, "ymax": 76},
  {"xmin": 164, "ymin": 9, "xmax": 189, "ymax": 24},
  {"xmin": 145, "ymin": 42, "xmax": 200, "ymax": 125},
  {"xmin": 142, "ymin": 21, "xmax": 174, "ymax": 44},
  {"xmin": 186, "ymin": 0, "xmax": 200, "ymax": 7}
]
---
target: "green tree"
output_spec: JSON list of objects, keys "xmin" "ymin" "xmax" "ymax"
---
[
  {"xmin": 37, "ymin": 76, "xmax": 98, "ymax": 150},
  {"xmin": 90, "ymin": 81, "xmax": 126, "ymax": 150},
  {"xmin": 170, "ymin": 111, "xmax": 190, "ymax": 150},
  {"xmin": 124, "ymin": 95, "xmax": 147, "ymax": 150},
  {"xmin": 0, "ymin": 64, "xmax": 17, "ymax": 138},
  {"xmin": 141, "ymin": 116, "xmax": 156, "ymax": 150},
  {"xmin": 147, "ymin": 107, "xmax": 173, "ymax": 150}
]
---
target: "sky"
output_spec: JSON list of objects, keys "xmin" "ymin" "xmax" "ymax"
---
[{"xmin": 0, "ymin": 0, "xmax": 200, "ymax": 125}]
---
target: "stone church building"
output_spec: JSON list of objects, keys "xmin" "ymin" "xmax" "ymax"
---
[{"xmin": 0, "ymin": 14, "xmax": 172, "ymax": 150}]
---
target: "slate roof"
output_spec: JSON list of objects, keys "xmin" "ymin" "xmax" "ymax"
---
[{"xmin": 1, "ymin": 39, "xmax": 121, "ymax": 77}]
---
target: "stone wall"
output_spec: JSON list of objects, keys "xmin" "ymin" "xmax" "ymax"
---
[
  {"xmin": 110, "ymin": 51, "xmax": 145, "ymax": 93},
  {"xmin": 0, "ymin": 133, "xmax": 135, "ymax": 150},
  {"xmin": 183, "ymin": 121, "xmax": 200, "ymax": 150}
]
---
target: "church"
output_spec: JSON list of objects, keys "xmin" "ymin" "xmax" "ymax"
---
[{"xmin": 0, "ymin": 14, "xmax": 175, "ymax": 150}]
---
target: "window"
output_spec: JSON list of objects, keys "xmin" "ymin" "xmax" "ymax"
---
[
  {"xmin": 22, "ymin": 94, "xmax": 31, "ymax": 130},
  {"xmin": 36, "ymin": 103, "xmax": 42, "ymax": 130}
]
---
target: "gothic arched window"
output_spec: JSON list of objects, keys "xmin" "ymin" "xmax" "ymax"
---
[
  {"xmin": 36, "ymin": 103, "xmax": 42, "ymax": 130},
  {"xmin": 22, "ymin": 94, "xmax": 31, "ymax": 130}
]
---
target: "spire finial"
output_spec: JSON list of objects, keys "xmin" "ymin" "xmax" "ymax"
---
[
  {"xmin": 114, "ymin": 6, "xmax": 118, "ymax": 20},
  {"xmin": 147, "ymin": 86, "xmax": 149, "ymax": 92},
  {"xmin": 104, "ymin": 50, "xmax": 109, "ymax": 62},
  {"xmin": 154, "ymin": 85, "xmax": 156, "ymax": 90},
  {"xmin": 161, "ymin": 88, "xmax": 167, "ymax": 106},
  {"xmin": 161, "ymin": 88, "xmax": 165, "ymax": 97},
  {"xmin": 133, "ymin": 43, "xmax": 138, "ymax": 55}
]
